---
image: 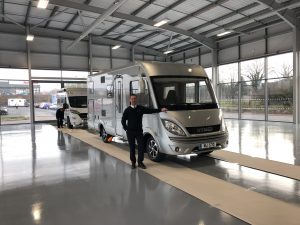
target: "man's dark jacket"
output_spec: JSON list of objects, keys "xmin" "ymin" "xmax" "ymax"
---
[
  {"xmin": 121, "ymin": 105, "xmax": 160, "ymax": 132},
  {"xmin": 56, "ymin": 108, "xmax": 64, "ymax": 120}
]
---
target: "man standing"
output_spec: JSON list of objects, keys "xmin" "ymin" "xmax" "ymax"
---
[
  {"xmin": 121, "ymin": 94, "xmax": 167, "ymax": 169},
  {"xmin": 56, "ymin": 103, "xmax": 68, "ymax": 128}
]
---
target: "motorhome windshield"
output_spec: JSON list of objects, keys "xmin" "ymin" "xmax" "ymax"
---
[
  {"xmin": 151, "ymin": 76, "xmax": 218, "ymax": 110},
  {"xmin": 68, "ymin": 96, "xmax": 87, "ymax": 108}
]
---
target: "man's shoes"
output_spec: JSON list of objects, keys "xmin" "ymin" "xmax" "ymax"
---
[
  {"xmin": 131, "ymin": 163, "xmax": 136, "ymax": 169},
  {"xmin": 138, "ymin": 162, "xmax": 146, "ymax": 169}
]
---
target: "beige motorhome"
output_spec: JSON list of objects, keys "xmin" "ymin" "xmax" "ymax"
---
[{"xmin": 88, "ymin": 61, "xmax": 228, "ymax": 161}]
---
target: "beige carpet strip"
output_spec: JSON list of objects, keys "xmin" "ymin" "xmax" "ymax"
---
[
  {"xmin": 62, "ymin": 129, "xmax": 300, "ymax": 225},
  {"xmin": 211, "ymin": 150, "xmax": 300, "ymax": 180}
]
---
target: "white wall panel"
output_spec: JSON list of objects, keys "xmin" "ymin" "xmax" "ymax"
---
[
  {"xmin": 0, "ymin": 50, "xmax": 27, "ymax": 68},
  {"xmin": 241, "ymin": 40, "xmax": 265, "ymax": 60},
  {"xmin": 185, "ymin": 48, "xmax": 199, "ymax": 58},
  {"xmin": 62, "ymin": 55, "xmax": 88, "ymax": 70},
  {"xmin": 113, "ymin": 59, "xmax": 131, "ymax": 68},
  {"xmin": 92, "ymin": 58, "xmax": 111, "ymax": 71},
  {"xmin": 31, "ymin": 53, "xmax": 60, "ymax": 69},
  {"xmin": 61, "ymin": 40, "xmax": 88, "ymax": 56},
  {"xmin": 112, "ymin": 48, "xmax": 130, "ymax": 58},
  {"xmin": 144, "ymin": 55, "xmax": 155, "ymax": 61},
  {"xmin": 219, "ymin": 46, "xmax": 238, "ymax": 64},
  {"xmin": 268, "ymin": 32, "xmax": 292, "ymax": 54},
  {"xmin": 185, "ymin": 56, "xmax": 199, "ymax": 65},
  {"xmin": 92, "ymin": 45, "xmax": 110, "ymax": 58},
  {"xmin": 201, "ymin": 53, "xmax": 212, "ymax": 67},
  {"xmin": 0, "ymin": 33, "xmax": 26, "ymax": 51},
  {"xmin": 30, "ymin": 37, "xmax": 59, "ymax": 54}
]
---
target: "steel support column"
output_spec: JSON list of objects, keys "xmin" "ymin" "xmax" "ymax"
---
[
  {"xmin": 59, "ymin": 37, "xmax": 63, "ymax": 88},
  {"xmin": 238, "ymin": 37, "xmax": 241, "ymax": 119},
  {"xmin": 26, "ymin": 26, "xmax": 34, "ymax": 124},
  {"xmin": 293, "ymin": 28, "xmax": 300, "ymax": 123},
  {"xmin": 109, "ymin": 45, "xmax": 113, "ymax": 69},
  {"xmin": 264, "ymin": 28, "xmax": 269, "ymax": 121},
  {"xmin": 212, "ymin": 48, "xmax": 218, "ymax": 95},
  {"xmin": 88, "ymin": 35, "xmax": 93, "ymax": 74}
]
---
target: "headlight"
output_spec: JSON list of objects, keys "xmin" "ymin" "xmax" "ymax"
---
[
  {"xmin": 221, "ymin": 119, "xmax": 227, "ymax": 132},
  {"xmin": 70, "ymin": 109, "xmax": 80, "ymax": 115},
  {"xmin": 162, "ymin": 119, "xmax": 186, "ymax": 136}
]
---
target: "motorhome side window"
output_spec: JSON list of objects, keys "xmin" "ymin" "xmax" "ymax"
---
[
  {"xmin": 130, "ymin": 80, "xmax": 151, "ymax": 107},
  {"xmin": 152, "ymin": 77, "xmax": 217, "ymax": 110}
]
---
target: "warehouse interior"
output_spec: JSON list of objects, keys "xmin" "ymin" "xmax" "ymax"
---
[{"xmin": 1, "ymin": 0, "xmax": 300, "ymax": 224}]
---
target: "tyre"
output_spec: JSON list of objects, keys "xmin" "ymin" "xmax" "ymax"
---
[
  {"xmin": 146, "ymin": 136, "xmax": 165, "ymax": 162},
  {"xmin": 67, "ymin": 116, "xmax": 73, "ymax": 129},
  {"xmin": 100, "ymin": 127, "xmax": 111, "ymax": 143}
]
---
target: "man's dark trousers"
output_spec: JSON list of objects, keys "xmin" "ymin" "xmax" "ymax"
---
[
  {"xmin": 126, "ymin": 130, "xmax": 144, "ymax": 164},
  {"xmin": 57, "ymin": 118, "xmax": 63, "ymax": 128}
]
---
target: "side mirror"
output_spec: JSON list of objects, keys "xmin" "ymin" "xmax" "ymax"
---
[{"xmin": 139, "ymin": 78, "xmax": 146, "ymax": 94}]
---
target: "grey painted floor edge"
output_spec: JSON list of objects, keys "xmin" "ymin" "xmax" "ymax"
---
[{"xmin": 0, "ymin": 124, "xmax": 248, "ymax": 225}]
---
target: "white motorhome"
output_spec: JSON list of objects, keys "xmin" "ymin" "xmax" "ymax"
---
[
  {"xmin": 88, "ymin": 61, "xmax": 228, "ymax": 161},
  {"xmin": 8, "ymin": 98, "xmax": 28, "ymax": 107},
  {"xmin": 57, "ymin": 88, "xmax": 88, "ymax": 128}
]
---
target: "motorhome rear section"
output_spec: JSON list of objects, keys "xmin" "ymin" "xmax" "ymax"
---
[
  {"xmin": 88, "ymin": 62, "xmax": 228, "ymax": 161},
  {"xmin": 57, "ymin": 88, "xmax": 88, "ymax": 128}
]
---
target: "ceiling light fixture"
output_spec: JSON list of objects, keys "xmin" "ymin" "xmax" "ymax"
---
[
  {"xmin": 154, "ymin": 19, "xmax": 171, "ymax": 27},
  {"xmin": 26, "ymin": 34, "xmax": 35, "ymax": 41},
  {"xmin": 37, "ymin": 0, "xmax": 49, "ymax": 9},
  {"xmin": 163, "ymin": 50, "xmax": 174, "ymax": 55},
  {"xmin": 112, "ymin": 45, "xmax": 121, "ymax": 50},
  {"xmin": 217, "ymin": 31, "xmax": 232, "ymax": 37}
]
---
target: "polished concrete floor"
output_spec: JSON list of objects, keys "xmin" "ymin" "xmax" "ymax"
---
[{"xmin": 0, "ymin": 120, "xmax": 300, "ymax": 224}]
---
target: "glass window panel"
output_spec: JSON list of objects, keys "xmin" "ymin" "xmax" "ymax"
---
[
  {"xmin": 219, "ymin": 63, "xmax": 238, "ymax": 83},
  {"xmin": 241, "ymin": 58, "xmax": 265, "ymax": 82},
  {"xmin": 0, "ymin": 80, "xmax": 30, "ymax": 124},
  {"xmin": 32, "ymin": 70, "xmax": 61, "ymax": 78},
  {"xmin": 62, "ymin": 71, "xmax": 89, "ymax": 78},
  {"xmin": 218, "ymin": 83, "xmax": 239, "ymax": 119},
  {"xmin": 204, "ymin": 67, "xmax": 212, "ymax": 80},
  {"xmin": 33, "ymin": 82, "xmax": 62, "ymax": 122},
  {"xmin": 241, "ymin": 80, "xmax": 265, "ymax": 120},
  {"xmin": 268, "ymin": 53, "xmax": 293, "ymax": 79},
  {"xmin": 268, "ymin": 77, "xmax": 293, "ymax": 122}
]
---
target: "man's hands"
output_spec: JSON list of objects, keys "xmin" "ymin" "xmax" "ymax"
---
[{"xmin": 161, "ymin": 108, "xmax": 168, "ymax": 112}]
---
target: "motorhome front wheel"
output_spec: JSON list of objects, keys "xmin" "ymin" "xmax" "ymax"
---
[{"xmin": 146, "ymin": 137, "xmax": 165, "ymax": 162}]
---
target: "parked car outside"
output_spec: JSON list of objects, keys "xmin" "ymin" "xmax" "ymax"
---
[
  {"xmin": 39, "ymin": 102, "xmax": 51, "ymax": 109},
  {"xmin": 49, "ymin": 104, "xmax": 58, "ymax": 110},
  {"xmin": 0, "ymin": 106, "xmax": 8, "ymax": 115}
]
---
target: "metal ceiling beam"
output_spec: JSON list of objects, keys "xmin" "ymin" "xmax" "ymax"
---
[
  {"xmin": 63, "ymin": 0, "xmax": 92, "ymax": 31},
  {"xmin": 0, "ymin": 23, "xmax": 164, "ymax": 56},
  {"xmin": 0, "ymin": 14, "xmax": 25, "ymax": 30},
  {"xmin": 44, "ymin": 6, "xmax": 59, "ymax": 28},
  {"xmin": 254, "ymin": 0, "xmax": 300, "ymax": 30},
  {"xmin": 24, "ymin": 1, "xmax": 32, "ymax": 26},
  {"xmin": 114, "ymin": 0, "xmax": 186, "ymax": 40},
  {"xmin": 49, "ymin": 0, "xmax": 216, "ymax": 49},
  {"xmin": 101, "ymin": 0, "xmax": 157, "ymax": 36},
  {"xmin": 67, "ymin": 0, "xmax": 129, "ymax": 50}
]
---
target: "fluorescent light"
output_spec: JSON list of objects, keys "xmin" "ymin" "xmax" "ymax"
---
[
  {"xmin": 112, "ymin": 45, "xmax": 121, "ymax": 50},
  {"xmin": 154, "ymin": 19, "xmax": 170, "ymax": 27},
  {"xmin": 217, "ymin": 31, "xmax": 232, "ymax": 37},
  {"xmin": 37, "ymin": 0, "xmax": 49, "ymax": 9},
  {"xmin": 26, "ymin": 34, "xmax": 34, "ymax": 41},
  {"xmin": 163, "ymin": 50, "xmax": 174, "ymax": 55}
]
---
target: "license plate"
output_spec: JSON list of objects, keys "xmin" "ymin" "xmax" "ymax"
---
[{"xmin": 200, "ymin": 142, "xmax": 216, "ymax": 149}]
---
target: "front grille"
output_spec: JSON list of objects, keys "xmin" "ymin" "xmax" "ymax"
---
[
  {"xmin": 186, "ymin": 125, "xmax": 220, "ymax": 134},
  {"xmin": 79, "ymin": 113, "xmax": 87, "ymax": 119}
]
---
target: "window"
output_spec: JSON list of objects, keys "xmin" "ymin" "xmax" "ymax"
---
[{"xmin": 130, "ymin": 80, "xmax": 151, "ymax": 107}]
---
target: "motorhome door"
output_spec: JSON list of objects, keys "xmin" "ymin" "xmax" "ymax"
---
[{"xmin": 115, "ymin": 78, "xmax": 123, "ymax": 136}]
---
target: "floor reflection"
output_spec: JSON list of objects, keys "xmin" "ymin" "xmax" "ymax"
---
[
  {"xmin": 225, "ymin": 119, "xmax": 300, "ymax": 165},
  {"xmin": 0, "ymin": 124, "xmax": 247, "ymax": 225}
]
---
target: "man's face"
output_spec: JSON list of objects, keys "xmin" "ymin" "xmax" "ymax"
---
[{"xmin": 130, "ymin": 95, "xmax": 137, "ymax": 106}]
